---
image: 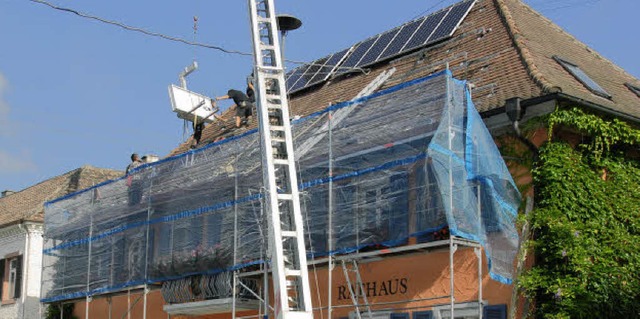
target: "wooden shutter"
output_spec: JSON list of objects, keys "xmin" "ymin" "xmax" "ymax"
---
[
  {"xmin": 14, "ymin": 256, "xmax": 22, "ymax": 298},
  {"xmin": 483, "ymin": 304, "xmax": 507, "ymax": 319},
  {"xmin": 0, "ymin": 259, "xmax": 5, "ymax": 300}
]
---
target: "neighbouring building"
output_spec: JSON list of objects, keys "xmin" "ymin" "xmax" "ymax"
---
[
  {"xmin": 40, "ymin": 0, "xmax": 640, "ymax": 318},
  {"xmin": 0, "ymin": 166, "xmax": 121, "ymax": 318}
]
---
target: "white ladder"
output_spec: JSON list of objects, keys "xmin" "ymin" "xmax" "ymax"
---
[
  {"xmin": 341, "ymin": 259, "xmax": 373, "ymax": 319},
  {"xmin": 247, "ymin": 1, "xmax": 313, "ymax": 319}
]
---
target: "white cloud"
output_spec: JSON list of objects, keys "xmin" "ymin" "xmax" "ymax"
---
[{"xmin": 0, "ymin": 150, "xmax": 36, "ymax": 174}]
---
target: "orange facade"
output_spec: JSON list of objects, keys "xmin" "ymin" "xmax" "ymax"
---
[{"xmin": 73, "ymin": 246, "xmax": 512, "ymax": 318}]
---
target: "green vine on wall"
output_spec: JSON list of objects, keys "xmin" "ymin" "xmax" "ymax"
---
[
  {"xmin": 548, "ymin": 107, "xmax": 640, "ymax": 161},
  {"xmin": 520, "ymin": 107, "xmax": 640, "ymax": 319}
]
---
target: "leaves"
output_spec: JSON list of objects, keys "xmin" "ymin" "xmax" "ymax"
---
[{"xmin": 520, "ymin": 108, "xmax": 640, "ymax": 318}]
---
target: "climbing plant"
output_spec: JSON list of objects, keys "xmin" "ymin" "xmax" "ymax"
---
[{"xmin": 520, "ymin": 107, "xmax": 640, "ymax": 319}]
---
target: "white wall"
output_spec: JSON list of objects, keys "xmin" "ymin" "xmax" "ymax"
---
[{"xmin": 0, "ymin": 222, "xmax": 44, "ymax": 319}]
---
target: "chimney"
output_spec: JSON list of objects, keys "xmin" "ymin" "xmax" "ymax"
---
[{"xmin": 2, "ymin": 190, "xmax": 15, "ymax": 198}]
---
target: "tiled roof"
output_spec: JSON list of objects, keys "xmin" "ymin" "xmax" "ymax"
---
[
  {"xmin": 0, "ymin": 166, "xmax": 122, "ymax": 225},
  {"xmin": 169, "ymin": 0, "xmax": 640, "ymax": 155},
  {"xmin": 497, "ymin": 0, "xmax": 640, "ymax": 118}
]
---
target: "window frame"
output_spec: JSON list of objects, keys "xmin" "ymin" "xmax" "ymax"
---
[
  {"xmin": 553, "ymin": 56, "xmax": 612, "ymax": 99},
  {"xmin": 432, "ymin": 301, "xmax": 482, "ymax": 319},
  {"xmin": 349, "ymin": 310, "xmax": 392, "ymax": 319},
  {"xmin": 625, "ymin": 82, "xmax": 640, "ymax": 98},
  {"xmin": 1, "ymin": 253, "xmax": 22, "ymax": 304}
]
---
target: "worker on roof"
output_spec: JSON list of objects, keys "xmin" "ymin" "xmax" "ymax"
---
[
  {"xmin": 126, "ymin": 153, "xmax": 143, "ymax": 175},
  {"xmin": 215, "ymin": 88, "xmax": 253, "ymax": 128}
]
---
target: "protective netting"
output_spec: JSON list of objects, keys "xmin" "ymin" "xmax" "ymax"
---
[{"xmin": 41, "ymin": 70, "xmax": 520, "ymax": 303}]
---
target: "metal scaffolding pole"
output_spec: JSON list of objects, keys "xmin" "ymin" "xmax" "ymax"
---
[
  {"xmin": 232, "ymin": 152, "xmax": 240, "ymax": 319},
  {"xmin": 85, "ymin": 211, "xmax": 94, "ymax": 319},
  {"xmin": 327, "ymin": 111, "xmax": 334, "ymax": 319},
  {"xmin": 445, "ymin": 62, "xmax": 456, "ymax": 319}
]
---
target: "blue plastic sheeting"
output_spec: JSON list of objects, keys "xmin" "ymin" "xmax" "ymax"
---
[{"xmin": 41, "ymin": 70, "xmax": 520, "ymax": 302}]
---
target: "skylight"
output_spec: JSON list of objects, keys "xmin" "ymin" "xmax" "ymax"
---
[
  {"xmin": 625, "ymin": 83, "xmax": 640, "ymax": 98},
  {"xmin": 553, "ymin": 56, "xmax": 611, "ymax": 99}
]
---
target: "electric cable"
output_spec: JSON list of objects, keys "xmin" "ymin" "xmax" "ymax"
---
[{"xmin": 28, "ymin": 0, "xmax": 253, "ymax": 56}]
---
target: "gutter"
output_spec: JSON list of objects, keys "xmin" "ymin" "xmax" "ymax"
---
[
  {"xmin": 555, "ymin": 93, "xmax": 640, "ymax": 124},
  {"xmin": 482, "ymin": 93, "xmax": 640, "ymax": 125}
]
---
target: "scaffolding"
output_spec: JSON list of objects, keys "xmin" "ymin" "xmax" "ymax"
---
[{"xmin": 41, "ymin": 70, "xmax": 520, "ymax": 318}]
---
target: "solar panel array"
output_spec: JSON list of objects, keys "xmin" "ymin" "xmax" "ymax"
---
[{"xmin": 285, "ymin": 0, "xmax": 476, "ymax": 94}]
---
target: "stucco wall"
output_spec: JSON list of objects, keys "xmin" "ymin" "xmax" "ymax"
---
[{"xmin": 0, "ymin": 223, "xmax": 44, "ymax": 319}]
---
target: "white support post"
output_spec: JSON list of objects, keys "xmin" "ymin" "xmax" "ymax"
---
[
  {"xmin": 449, "ymin": 237, "xmax": 457, "ymax": 319},
  {"xmin": 475, "ymin": 247, "xmax": 483, "ymax": 319}
]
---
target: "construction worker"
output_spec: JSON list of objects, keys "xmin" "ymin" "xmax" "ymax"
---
[
  {"xmin": 215, "ymin": 88, "xmax": 253, "ymax": 128},
  {"xmin": 126, "ymin": 153, "xmax": 143, "ymax": 174}
]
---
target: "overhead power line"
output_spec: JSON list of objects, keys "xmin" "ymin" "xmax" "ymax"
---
[
  {"xmin": 28, "ymin": 0, "xmax": 368, "ymax": 74},
  {"xmin": 28, "ymin": 0, "xmax": 253, "ymax": 56}
]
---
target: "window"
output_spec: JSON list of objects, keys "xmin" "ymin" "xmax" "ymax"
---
[
  {"xmin": 553, "ymin": 56, "xmax": 611, "ymax": 98},
  {"xmin": 431, "ymin": 303, "xmax": 506, "ymax": 319},
  {"xmin": 625, "ymin": 83, "xmax": 640, "ymax": 98},
  {"xmin": 349, "ymin": 311, "xmax": 392, "ymax": 319},
  {"xmin": 0, "ymin": 255, "xmax": 22, "ymax": 303},
  {"xmin": 413, "ymin": 311, "xmax": 433, "ymax": 319},
  {"xmin": 432, "ymin": 302, "xmax": 480, "ymax": 319}
]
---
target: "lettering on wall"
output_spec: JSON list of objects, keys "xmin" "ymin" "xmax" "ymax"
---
[{"xmin": 337, "ymin": 278, "xmax": 408, "ymax": 300}]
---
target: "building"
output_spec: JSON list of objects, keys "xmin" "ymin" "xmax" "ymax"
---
[
  {"xmin": 41, "ymin": 0, "xmax": 640, "ymax": 318},
  {"xmin": 0, "ymin": 166, "xmax": 121, "ymax": 318}
]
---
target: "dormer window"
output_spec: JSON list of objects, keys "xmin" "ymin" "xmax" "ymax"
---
[
  {"xmin": 625, "ymin": 83, "xmax": 640, "ymax": 98},
  {"xmin": 553, "ymin": 56, "xmax": 611, "ymax": 99}
]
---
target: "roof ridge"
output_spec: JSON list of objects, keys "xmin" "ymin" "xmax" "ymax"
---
[
  {"xmin": 1, "ymin": 167, "xmax": 80, "ymax": 198},
  {"xmin": 510, "ymin": 0, "xmax": 637, "ymax": 83},
  {"xmin": 493, "ymin": 0, "xmax": 559, "ymax": 93}
]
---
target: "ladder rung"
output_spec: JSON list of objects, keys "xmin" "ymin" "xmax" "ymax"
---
[
  {"xmin": 260, "ymin": 44, "xmax": 277, "ymax": 51},
  {"xmin": 259, "ymin": 66, "xmax": 283, "ymax": 72},
  {"xmin": 285, "ymin": 269, "xmax": 302, "ymax": 277},
  {"xmin": 257, "ymin": 17, "xmax": 271, "ymax": 23},
  {"xmin": 273, "ymin": 159, "xmax": 289, "ymax": 165},
  {"xmin": 271, "ymin": 136, "xmax": 286, "ymax": 143},
  {"xmin": 270, "ymin": 125, "xmax": 286, "ymax": 131},
  {"xmin": 281, "ymin": 231, "xmax": 297, "ymax": 238},
  {"xmin": 277, "ymin": 193, "xmax": 293, "ymax": 200}
]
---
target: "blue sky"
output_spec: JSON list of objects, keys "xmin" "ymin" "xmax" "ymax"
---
[{"xmin": 0, "ymin": 0, "xmax": 638, "ymax": 193}]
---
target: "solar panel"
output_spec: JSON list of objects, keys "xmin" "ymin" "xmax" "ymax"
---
[
  {"xmin": 306, "ymin": 54, "xmax": 335, "ymax": 86},
  {"xmin": 302, "ymin": 56, "xmax": 331, "ymax": 87},
  {"xmin": 428, "ymin": 0, "xmax": 475, "ymax": 43},
  {"xmin": 286, "ymin": 65, "xmax": 308, "ymax": 92},
  {"xmin": 288, "ymin": 64, "xmax": 314, "ymax": 93},
  {"xmin": 356, "ymin": 28, "xmax": 402, "ymax": 68},
  {"xmin": 287, "ymin": 0, "xmax": 476, "ymax": 90},
  {"xmin": 378, "ymin": 17, "xmax": 427, "ymax": 61},
  {"xmin": 401, "ymin": 9, "xmax": 448, "ymax": 53},
  {"xmin": 306, "ymin": 48, "xmax": 352, "ymax": 87},
  {"xmin": 337, "ymin": 35, "xmax": 380, "ymax": 74}
]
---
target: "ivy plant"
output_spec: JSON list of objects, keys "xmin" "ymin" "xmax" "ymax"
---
[{"xmin": 520, "ymin": 107, "xmax": 640, "ymax": 319}]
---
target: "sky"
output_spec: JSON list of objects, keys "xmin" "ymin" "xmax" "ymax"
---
[{"xmin": 0, "ymin": 0, "xmax": 638, "ymax": 193}]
